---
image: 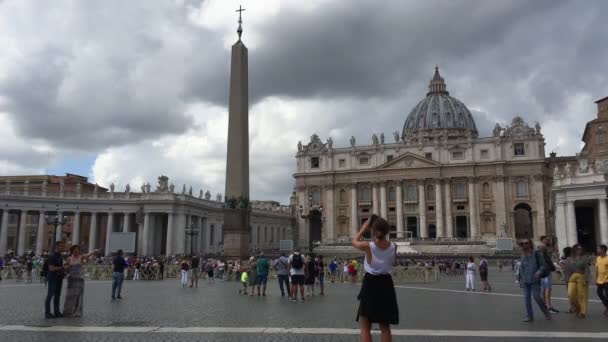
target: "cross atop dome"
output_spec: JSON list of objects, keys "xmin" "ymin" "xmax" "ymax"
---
[{"xmin": 427, "ymin": 65, "xmax": 449, "ymax": 96}]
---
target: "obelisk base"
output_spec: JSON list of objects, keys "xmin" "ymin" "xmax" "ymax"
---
[{"xmin": 222, "ymin": 209, "xmax": 250, "ymax": 260}]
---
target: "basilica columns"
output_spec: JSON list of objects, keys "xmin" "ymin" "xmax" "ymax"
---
[
  {"xmin": 468, "ymin": 179, "xmax": 478, "ymax": 239},
  {"xmin": 325, "ymin": 186, "xmax": 335, "ymax": 242},
  {"xmin": 418, "ymin": 181, "xmax": 427, "ymax": 238},
  {"xmin": 35, "ymin": 211, "xmax": 45, "ymax": 255},
  {"xmin": 566, "ymin": 201, "xmax": 577, "ymax": 246},
  {"xmin": 494, "ymin": 176, "xmax": 507, "ymax": 236},
  {"xmin": 395, "ymin": 182, "xmax": 404, "ymax": 237},
  {"xmin": 599, "ymin": 199, "xmax": 608, "ymax": 245},
  {"xmin": 555, "ymin": 202, "xmax": 568, "ymax": 249},
  {"xmin": 89, "ymin": 213, "xmax": 98, "ymax": 253},
  {"xmin": 350, "ymin": 184, "xmax": 358, "ymax": 236},
  {"xmin": 435, "ymin": 180, "xmax": 444, "ymax": 238},
  {"xmin": 380, "ymin": 182, "xmax": 388, "ymax": 218},
  {"xmin": 444, "ymin": 180, "xmax": 453, "ymax": 238}
]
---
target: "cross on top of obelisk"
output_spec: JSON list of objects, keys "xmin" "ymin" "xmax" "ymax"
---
[{"xmin": 236, "ymin": 5, "xmax": 245, "ymax": 40}]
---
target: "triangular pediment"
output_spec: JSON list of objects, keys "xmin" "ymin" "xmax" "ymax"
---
[{"xmin": 379, "ymin": 152, "xmax": 442, "ymax": 169}]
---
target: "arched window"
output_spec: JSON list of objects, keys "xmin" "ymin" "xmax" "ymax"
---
[
  {"xmin": 426, "ymin": 184, "xmax": 435, "ymax": 201},
  {"xmin": 516, "ymin": 181, "xmax": 528, "ymax": 197},
  {"xmin": 311, "ymin": 190, "xmax": 321, "ymax": 205},
  {"xmin": 482, "ymin": 182, "xmax": 491, "ymax": 198},
  {"xmin": 388, "ymin": 187, "xmax": 396, "ymax": 202},
  {"xmin": 360, "ymin": 187, "xmax": 371, "ymax": 202},
  {"xmin": 406, "ymin": 184, "xmax": 417, "ymax": 201},
  {"xmin": 339, "ymin": 189, "xmax": 347, "ymax": 204}
]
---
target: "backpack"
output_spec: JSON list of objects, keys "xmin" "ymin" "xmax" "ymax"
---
[
  {"xmin": 542, "ymin": 249, "xmax": 557, "ymax": 272},
  {"xmin": 291, "ymin": 254, "xmax": 304, "ymax": 269}
]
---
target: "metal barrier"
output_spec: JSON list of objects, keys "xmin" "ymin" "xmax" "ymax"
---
[{"xmin": 0, "ymin": 265, "xmax": 439, "ymax": 283}]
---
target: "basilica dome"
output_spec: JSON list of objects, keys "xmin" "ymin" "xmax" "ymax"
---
[{"xmin": 401, "ymin": 67, "xmax": 478, "ymax": 139}]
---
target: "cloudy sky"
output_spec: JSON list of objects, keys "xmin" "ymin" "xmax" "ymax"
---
[{"xmin": 0, "ymin": 0, "xmax": 606, "ymax": 203}]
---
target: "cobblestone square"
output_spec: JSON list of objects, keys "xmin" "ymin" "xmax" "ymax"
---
[{"xmin": 1, "ymin": 269, "xmax": 606, "ymax": 341}]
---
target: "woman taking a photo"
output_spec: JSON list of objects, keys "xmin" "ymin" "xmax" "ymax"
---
[{"xmin": 352, "ymin": 215, "xmax": 398, "ymax": 342}]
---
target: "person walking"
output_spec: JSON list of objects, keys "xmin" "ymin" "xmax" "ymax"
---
[
  {"xmin": 465, "ymin": 256, "xmax": 476, "ymax": 291},
  {"xmin": 352, "ymin": 215, "xmax": 398, "ymax": 342},
  {"xmin": 539, "ymin": 236, "xmax": 559, "ymax": 314},
  {"xmin": 190, "ymin": 255, "xmax": 200, "ymax": 288},
  {"xmin": 318, "ymin": 255, "xmax": 325, "ymax": 295},
  {"xmin": 63, "ymin": 245, "xmax": 98, "ymax": 317},
  {"xmin": 568, "ymin": 244, "xmax": 592, "ymax": 318},
  {"xmin": 288, "ymin": 250, "xmax": 306, "ymax": 302},
  {"xmin": 111, "ymin": 249, "xmax": 127, "ymax": 300},
  {"xmin": 45, "ymin": 241, "xmax": 67, "ymax": 319},
  {"xmin": 133, "ymin": 260, "xmax": 141, "ymax": 280},
  {"xmin": 479, "ymin": 257, "xmax": 492, "ymax": 292},
  {"xmin": 247, "ymin": 256, "xmax": 257, "ymax": 296},
  {"xmin": 275, "ymin": 253, "xmax": 291, "ymax": 297},
  {"xmin": 305, "ymin": 255, "xmax": 316, "ymax": 296},
  {"xmin": 595, "ymin": 244, "xmax": 608, "ymax": 316},
  {"xmin": 329, "ymin": 258, "xmax": 337, "ymax": 283},
  {"xmin": 180, "ymin": 256, "xmax": 190, "ymax": 288},
  {"xmin": 518, "ymin": 239, "xmax": 551, "ymax": 322},
  {"xmin": 256, "ymin": 252, "xmax": 270, "ymax": 296}
]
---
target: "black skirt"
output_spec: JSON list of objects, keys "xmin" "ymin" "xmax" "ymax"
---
[{"xmin": 356, "ymin": 273, "xmax": 399, "ymax": 325}]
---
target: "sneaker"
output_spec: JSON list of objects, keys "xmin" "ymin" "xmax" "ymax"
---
[
  {"xmin": 299, "ymin": 298, "xmax": 305, "ymax": 302},
  {"xmin": 117, "ymin": 296, "xmax": 123, "ymax": 299},
  {"xmin": 45, "ymin": 313, "xmax": 56, "ymax": 319},
  {"xmin": 549, "ymin": 307, "xmax": 559, "ymax": 314},
  {"xmin": 54, "ymin": 312, "xmax": 64, "ymax": 318},
  {"xmin": 291, "ymin": 298, "xmax": 297, "ymax": 302},
  {"xmin": 522, "ymin": 317, "xmax": 533, "ymax": 322}
]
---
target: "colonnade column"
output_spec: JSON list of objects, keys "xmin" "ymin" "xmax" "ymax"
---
[
  {"xmin": 468, "ymin": 178, "xmax": 478, "ymax": 239},
  {"xmin": 105, "ymin": 213, "xmax": 114, "ymax": 256},
  {"xmin": 380, "ymin": 182, "xmax": 388, "ymax": 219},
  {"xmin": 350, "ymin": 184, "xmax": 358, "ymax": 236},
  {"xmin": 0, "ymin": 210, "xmax": 8, "ymax": 255},
  {"xmin": 176, "ymin": 212, "xmax": 186, "ymax": 254},
  {"xmin": 142, "ymin": 212, "xmax": 150, "ymax": 256},
  {"xmin": 36, "ymin": 211, "xmax": 45, "ymax": 255},
  {"xmin": 372, "ymin": 183, "xmax": 379, "ymax": 215},
  {"xmin": 435, "ymin": 180, "xmax": 444, "ymax": 238},
  {"xmin": 418, "ymin": 180, "xmax": 427, "ymax": 238},
  {"xmin": 17, "ymin": 210, "xmax": 27, "ymax": 256},
  {"xmin": 533, "ymin": 175, "xmax": 547, "ymax": 238},
  {"xmin": 566, "ymin": 201, "xmax": 577, "ymax": 246},
  {"xmin": 444, "ymin": 180, "xmax": 453, "ymax": 238},
  {"xmin": 123, "ymin": 213, "xmax": 130, "ymax": 233},
  {"xmin": 89, "ymin": 213, "xmax": 98, "ymax": 252},
  {"xmin": 166, "ymin": 212, "xmax": 174, "ymax": 255},
  {"xmin": 72, "ymin": 211, "xmax": 81, "ymax": 247},
  {"xmin": 55, "ymin": 211, "xmax": 63, "ymax": 242},
  {"xmin": 395, "ymin": 181, "xmax": 404, "ymax": 238},
  {"xmin": 599, "ymin": 198, "xmax": 608, "ymax": 245}
]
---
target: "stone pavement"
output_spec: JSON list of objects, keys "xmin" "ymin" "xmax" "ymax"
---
[{"xmin": 0, "ymin": 268, "xmax": 606, "ymax": 341}]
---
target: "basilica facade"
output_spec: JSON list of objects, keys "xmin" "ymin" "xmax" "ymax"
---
[{"xmin": 294, "ymin": 68, "xmax": 551, "ymax": 246}]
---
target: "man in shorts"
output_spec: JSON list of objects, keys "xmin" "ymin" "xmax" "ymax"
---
[
  {"xmin": 288, "ymin": 250, "xmax": 306, "ymax": 302},
  {"xmin": 539, "ymin": 236, "xmax": 559, "ymax": 314},
  {"xmin": 256, "ymin": 252, "xmax": 270, "ymax": 296}
]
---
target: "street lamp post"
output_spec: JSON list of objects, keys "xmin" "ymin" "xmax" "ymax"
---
[
  {"xmin": 185, "ymin": 221, "xmax": 200, "ymax": 255},
  {"xmin": 45, "ymin": 204, "xmax": 67, "ymax": 245}
]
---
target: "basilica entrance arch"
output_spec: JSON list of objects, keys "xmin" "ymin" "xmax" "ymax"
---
[
  {"xmin": 514, "ymin": 203, "xmax": 533, "ymax": 239},
  {"xmin": 309, "ymin": 209, "xmax": 323, "ymax": 246}
]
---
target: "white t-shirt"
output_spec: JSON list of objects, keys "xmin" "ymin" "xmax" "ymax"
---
[
  {"xmin": 466, "ymin": 262, "xmax": 477, "ymax": 274},
  {"xmin": 288, "ymin": 253, "xmax": 305, "ymax": 276}
]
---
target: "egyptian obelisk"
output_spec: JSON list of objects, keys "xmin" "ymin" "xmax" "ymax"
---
[{"xmin": 223, "ymin": 5, "xmax": 250, "ymax": 260}]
